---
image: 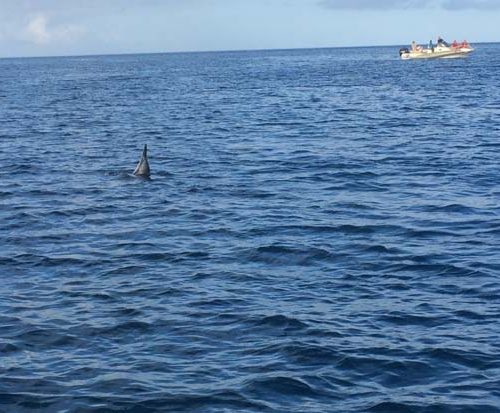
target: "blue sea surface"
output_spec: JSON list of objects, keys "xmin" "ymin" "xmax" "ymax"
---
[{"xmin": 1, "ymin": 44, "xmax": 499, "ymax": 412}]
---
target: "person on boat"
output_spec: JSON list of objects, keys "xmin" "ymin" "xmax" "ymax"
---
[
  {"xmin": 452, "ymin": 40, "xmax": 458, "ymax": 48},
  {"xmin": 437, "ymin": 37, "xmax": 449, "ymax": 47},
  {"xmin": 429, "ymin": 39, "xmax": 434, "ymax": 52},
  {"xmin": 411, "ymin": 41, "xmax": 417, "ymax": 51}
]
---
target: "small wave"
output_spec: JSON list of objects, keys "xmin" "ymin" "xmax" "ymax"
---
[
  {"xmin": 387, "ymin": 262, "xmax": 485, "ymax": 278},
  {"xmin": 111, "ymin": 307, "xmax": 144, "ymax": 317},
  {"xmin": 244, "ymin": 244, "xmax": 335, "ymax": 266},
  {"xmin": 85, "ymin": 320, "xmax": 153, "ymax": 338},
  {"xmin": 102, "ymin": 265, "xmax": 146, "ymax": 277},
  {"xmin": 124, "ymin": 252, "xmax": 177, "ymax": 262},
  {"xmin": 0, "ymin": 391, "xmax": 268, "ymax": 413},
  {"xmin": 369, "ymin": 401, "xmax": 499, "ymax": 413},
  {"xmin": 424, "ymin": 347, "xmax": 497, "ymax": 370},
  {"xmin": 452, "ymin": 310, "xmax": 487, "ymax": 320},
  {"xmin": 252, "ymin": 314, "xmax": 308, "ymax": 330},
  {"xmin": 39, "ymin": 256, "xmax": 88, "ymax": 267},
  {"xmin": 378, "ymin": 312, "xmax": 448, "ymax": 327},
  {"xmin": 418, "ymin": 203, "xmax": 482, "ymax": 214},
  {"xmin": 0, "ymin": 190, "xmax": 13, "ymax": 198},
  {"xmin": 0, "ymin": 342, "xmax": 21, "ymax": 353},
  {"xmin": 3, "ymin": 163, "xmax": 42, "ymax": 174},
  {"xmin": 243, "ymin": 341, "xmax": 342, "ymax": 370},
  {"xmin": 359, "ymin": 244, "xmax": 403, "ymax": 254},
  {"xmin": 191, "ymin": 298, "xmax": 248, "ymax": 308},
  {"xmin": 244, "ymin": 375, "xmax": 322, "ymax": 398},
  {"xmin": 13, "ymin": 327, "xmax": 80, "ymax": 349},
  {"xmin": 367, "ymin": 401, "xmax": 416, "ymax": 412}
]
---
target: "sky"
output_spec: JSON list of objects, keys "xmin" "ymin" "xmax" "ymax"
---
[{"xmin": 0, "ymin": 0, "xmax": 499, "ymax": 57}]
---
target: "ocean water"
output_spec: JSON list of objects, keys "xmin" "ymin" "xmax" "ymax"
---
[{"xmin": 1, "ymin": 44, "xmax": 499, "ymax": 413}]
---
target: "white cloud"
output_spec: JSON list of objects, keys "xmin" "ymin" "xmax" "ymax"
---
[
  {"xmin": 443, "ymin": 0, "xmax": 500, "ymax": 9},
  {"xmin": 26, "ymin": 15, "xmax": 51, "ymax": 44},
  {"xmin": 24, "ymin": 14, "xmax": 85, "ymax": 45},
  {"xmin": 319, "ymin": 0, "xmax": 500, "ymax": 9}
]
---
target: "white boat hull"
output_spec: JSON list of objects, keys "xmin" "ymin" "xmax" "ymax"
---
[{"xmin": 400, "ymin": 45, "xmax": 474, "ymax": 60}]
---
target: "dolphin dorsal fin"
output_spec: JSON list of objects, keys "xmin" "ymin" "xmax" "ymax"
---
[{"xmin": 133, "ymin": 144, "xmax": 151, "ymax": 178}]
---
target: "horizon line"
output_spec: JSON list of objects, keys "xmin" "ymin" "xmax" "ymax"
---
[{"xmin": 1, "ymin": 40, "xmax": 497, "ymax": 60}]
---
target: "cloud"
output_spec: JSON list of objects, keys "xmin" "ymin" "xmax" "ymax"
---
[
  {"xmin": 319, "ymin": 0, "xmax": 500, "ymax": 9},
  {"xmin": 25, "ymin": 14, "xmax": 85, "ymax": 45},
  {"xmin": 442, "ymin": 0, "xmax": 500, "ymax": 9},
  {"xmin": 26, "ymin": 15, "xmax": 51, "ymax": 44},
  {"xmin": 319, "ymin": 0, "xmax": 435, "ymax": 9},
  {"xmin": 2, "ymin": 0, "xmax": 200, "ymax": 15}
]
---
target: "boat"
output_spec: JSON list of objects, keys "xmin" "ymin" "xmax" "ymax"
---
[{"xmin": 399, "ymin": 38, "xmax": 474, "ymax": 60}]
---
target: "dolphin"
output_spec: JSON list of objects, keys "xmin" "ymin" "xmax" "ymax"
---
[{"xmin": 133, "ymin": 144, "xmax": 151, "ymax": 178}]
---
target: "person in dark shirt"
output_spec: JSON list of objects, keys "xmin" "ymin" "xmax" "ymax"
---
[{"xmin": 437, "ymin": 37, "xmax": 450, "ymax": 47}]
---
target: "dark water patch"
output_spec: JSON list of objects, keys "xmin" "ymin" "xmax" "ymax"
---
[
  {"xmin": 378, "ymin": 311, "xmax": 448, "ymax": 327},
  {"xmin": 368, "ymin": 401, "xmax": 500, "ymax": 413},
  {"xmin": 0, "ymin": 342, "xmax": 20, "ymax": 353},
  {"xmin": 251, "ymin": 314, "xmax": 308, "ymax": 330},
  {"xmin": 38, "ymin": 255, "xmax": 88, "ymax": 267},
  {"xmin": 11, "ymin": 327, "xmax": 81, "ymax": 349},
  {"xmin": 424, "ymin": 347, "xmax": 498, "ymax": 370},
  {"xmin": 100, "ymin": 265, "xmax": 147, "ymax": 277},
  {"xmin": 250, "ymin": 341, "xmax": 342, "ymax": 366},
  {"xmin": 386, "ymin": 262, "xmax": 484, "ymax": 278},
  {"xmin": 190, "ymin": 297, "xmax": 248, "ymax": 309},
  {"xmin": 82, "ymin": 320, "xmax": 154, "ymax": 338},
  {"xmin": 416, "ymin": 203, "xmax": 487, "ymax": 214},
  {"xmin": 358, "ymin": 244, "xmax": 404, "ymax": 255},
  {"xmin": 242, "ymin": 244, "xmax": 336, "ymax": 266},
  {"xmin": 0, "ymin": 392, "xmax": 270, "ymax": 413},
  {"xmin": 244, "ymin": 375, "xmax": 323, "ymax": 399},
  {"xmin": 452, "ymin": 309, "xmax": 489, "ymax": 321}
]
